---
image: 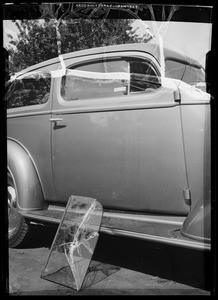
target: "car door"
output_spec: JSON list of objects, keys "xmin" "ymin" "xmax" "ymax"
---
[{"xmin": 51, "ymin": 50, "xmax": 190, "ymax": 215}]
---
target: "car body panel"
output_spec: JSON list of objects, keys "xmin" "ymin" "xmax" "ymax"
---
[
  {"xmin": 6, "ymin": 43, "xmax": 211, "ymax": 245},
  {"xmin": 179, "ymin": 104, "xmax": 211, "ymax": 210}
]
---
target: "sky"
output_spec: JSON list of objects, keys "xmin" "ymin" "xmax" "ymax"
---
[
  {"xmin": 130, "ymin": 20, "xmax": 212, "ymax": 68},
  {"xmin": 3, "ymin": 19, "xmax": 212, "ymax": 68}
]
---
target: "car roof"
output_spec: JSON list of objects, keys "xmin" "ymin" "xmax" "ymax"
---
[{"xmin": 15, "ymin": 42, "xmax": 203, "ymax": 78}]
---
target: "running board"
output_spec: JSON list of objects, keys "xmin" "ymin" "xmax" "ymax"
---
[{"xmin": 21, "ymin": 206, "xmax": 210, "ymax": 252}]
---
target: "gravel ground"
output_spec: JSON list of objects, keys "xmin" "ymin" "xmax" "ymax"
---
[{"xmin": 6, "ymin": 223, "xmax": 212, "ymax": 296}]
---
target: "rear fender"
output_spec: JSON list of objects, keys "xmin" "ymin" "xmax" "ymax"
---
[
  {"xmin": 181, "ymin": 196, "xmax": 211, "ymax": 242},
  {"xmin": 7, "ymin": 139, "xmax": 46, "ymax": 211}
]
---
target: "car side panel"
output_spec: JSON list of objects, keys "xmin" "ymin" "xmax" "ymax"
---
[
  {"xmin": 7, "ymin": 111, "xmax": 56, "ymax": 202},
  {"xmin": 51, "ymin": 104, "xmax": 190, "ymax": 215},
  {"xmin": 180, "ymin": 104, "xmax": 211, "ymax": 210}
]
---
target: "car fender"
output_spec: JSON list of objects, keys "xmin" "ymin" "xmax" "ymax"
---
[
  {"xmin": 181, "ymin": 196, "xmax": 211, "ymax": 242},
  {"xmin": 7, "ymin": 139, "xmax": 46, "ymax": 211}
]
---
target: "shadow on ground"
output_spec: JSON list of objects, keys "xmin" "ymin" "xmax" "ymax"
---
[
  {"xmin": 18, "ymin": 223, "xmax": 214, "ymax": 292},
  {"xmin": 19, "ymin": 223, "xmax": 58, "ymax": 249},
  {"xmin": 94, "ymin": 234, "xmax": 214, "ymax": 292}
]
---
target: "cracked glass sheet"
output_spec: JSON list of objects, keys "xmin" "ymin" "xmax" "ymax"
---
[{"xmin": 41, "ymin": 195, "xmax": 119, "ymax": 291}]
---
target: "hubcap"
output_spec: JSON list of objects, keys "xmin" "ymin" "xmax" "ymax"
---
[{"xmin": 8, "ymin": 183, "xmax": 21, "ymax": 235}]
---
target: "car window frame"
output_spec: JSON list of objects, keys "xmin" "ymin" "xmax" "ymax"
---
[
  {"xmin": 128, "ymin": 57, "xmax": 162, "ymax": 95},
  {"xmin": 61, "ymin": 57, "xmax": 130, "ymax": 101},
  {"xmin": 56, "ymin": 51, "xmax": 163, "ymax": 107}
]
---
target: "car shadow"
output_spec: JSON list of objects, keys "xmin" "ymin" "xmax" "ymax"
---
[
  {"xmin": 19, "ymin": 223, "xmax": 58, "ymax": 249},
  {"xmin": 16, "ymin": 223, "xmax": 213, "ymax": 292},
  {"xmin": 93, "ymin": 234, "xmax": 214, "ymax": 292}
]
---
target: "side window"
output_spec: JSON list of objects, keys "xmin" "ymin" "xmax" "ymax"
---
[
  {"xmin": 61, "ymin": 57, "xmax": 161, "ymax": 101},
  {"xmin": 7, "ymin": 73, "xmax": 51, "ymax": 109},
  {"xmin": 129, "ymin": 60, "xmax": 161, "ymax": 93},
  {"xmin": 62, "ymin": 59, "xmax": 129, "ymax": 101}
]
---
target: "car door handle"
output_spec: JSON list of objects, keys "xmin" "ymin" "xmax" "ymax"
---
[{"xmin": 50, "ymin": 118, "xmax": 63, "ymax": 123}]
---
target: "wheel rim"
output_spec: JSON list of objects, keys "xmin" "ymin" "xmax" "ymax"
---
[{"xmin": 8, "ymin": 179, "xmax": 21, "ymax": 236}]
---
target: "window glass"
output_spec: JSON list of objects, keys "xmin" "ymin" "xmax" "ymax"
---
[
  {"xmin": 62, "ymin": 57, "xmax": 161, "ymax": 101},
  {"xmin": 165, "ymin": 60, "xmax": 186, "ymax": 81},
  {"xmin": 62, "ymin": 59, "xmax": 129, "ymax": 101},
  {"xmin": 7, "ymin": 73, "xmax": 51, "ymax": 108},
  {"xmin": 165, "ymin": 59, "xmax": 206, "ymax": 91},
  {"xmin": 130, "ymin": 60, "xmax": 161, "ymax": 93},
  {"xmin": 182, "ymin": 65, "xmax": 206, "ymax": 91}
]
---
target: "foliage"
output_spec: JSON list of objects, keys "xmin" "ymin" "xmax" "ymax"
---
[
  {"xmin": 6, "ymin": 74, "xmax": 51, "ymax": 108},
  {"xmin": 7, "ymin": 18, "xmax": 152, "ymax": 75}
]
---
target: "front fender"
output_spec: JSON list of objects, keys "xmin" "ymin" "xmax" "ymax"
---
[{"xmin": 7, "ymin": 139, "xmax": 46, "ymax": 211}]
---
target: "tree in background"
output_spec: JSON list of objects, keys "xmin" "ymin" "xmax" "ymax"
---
[{"xmin": 7, "ymin": 18, "xmax": 153, "ymax": 75}]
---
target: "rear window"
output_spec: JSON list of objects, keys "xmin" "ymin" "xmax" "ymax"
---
[
  {"xmin": 182, "ymin": 65, "xmax": 205, "ymax": 91},
  {"xmin": 7, "ymin": 73, "xmax": 51, "ymax": 109},
  {"xmin": 165, "ymin": 59, "xmax": 206, "ymax": 91},
  {"xmin": 165, "ymin": 60, "xmax": 186, "ymax": 81}
]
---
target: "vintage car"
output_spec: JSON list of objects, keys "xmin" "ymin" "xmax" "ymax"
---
[{"xmin": 7, "ymin": 42, "xmax": 211, "ymax": 251}]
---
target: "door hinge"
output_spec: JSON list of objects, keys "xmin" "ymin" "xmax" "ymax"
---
[
  {"xmin": 183, "ymin": 187, "xmax": 191, "ymax": 206},
  {"xmin": 174, "ymin": 90, "xmax": 181, "ymax": 103}
]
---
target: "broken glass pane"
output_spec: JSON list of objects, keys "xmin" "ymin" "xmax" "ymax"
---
[{"xmin": 41, "ymin": 195, "xmax": 119, "ymax": 291}]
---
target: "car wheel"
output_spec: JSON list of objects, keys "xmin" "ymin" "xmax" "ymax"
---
[{"xmin": 8, "ymin": 172, "xmax": 30, "ymax": 248}]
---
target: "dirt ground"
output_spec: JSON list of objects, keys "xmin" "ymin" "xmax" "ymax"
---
[{"xmin": 6, "ymin": 223, "xmax": 212, "ymax": 296}]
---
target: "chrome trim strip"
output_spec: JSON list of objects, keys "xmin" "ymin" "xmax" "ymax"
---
[
  {"xmin": 7, "ymin": 101, "xmax": 209, "ymax": 119},
  {"xmin": 47, "ymin": 205, "xmax": 185, "ymax": 226},
  {"xmin": 180, "ymin": 228, "xmax": 211, "ymax": 243},
  {"xmin": 7, "ymin": 110, "xmax": 51, "ymax": 119},
  {"xmin": 51, "ymin": 102, "xmax": 178, "ymax": 115},
  {"xmin": 181, "ymin": 101, "xmax": 210, "ymax": 105},
  {"xmin": 47, "ymin": 205, "xmax": 65, "ymax": 211},
  {"xmin": 100, "ymin": 227, "xmax": 211, "ymax": 251},
  {"xmin": 103, "ymin": 212, "xmax": 185, "ymax": 226},
  {"xmin": 22, "ymin": 213, "xmax": 60, "ymax": 224}
]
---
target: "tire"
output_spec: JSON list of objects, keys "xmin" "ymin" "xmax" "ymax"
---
[{"xmin": 8, "ymin": 172, "xmax": 30, "ymax": 248}]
